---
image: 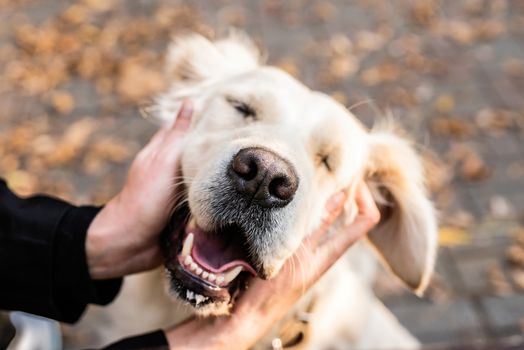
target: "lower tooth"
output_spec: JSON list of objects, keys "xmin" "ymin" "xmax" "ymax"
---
[
  {"xmin": 190, "ymin": 262, "xmax": 197, "ymax": 271},
  {"xmin": 195, "ymin": 267, "xmax": 203, "ymax": 275},
  {"xmin": 208, "ymin": 274, "xmax": 216, "ymax": 282},
  {"xmin": 202, "ymin": 271, "xmax": 209, "ymax": 279},
  {"xmin": 195, "ymin": 294, "xmax": 207, "ymax": 305}
]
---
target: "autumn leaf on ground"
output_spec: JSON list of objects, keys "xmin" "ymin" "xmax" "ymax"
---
[{"xmin": 438, "ymin": 226, "xmax": 471, "ymax": 246}]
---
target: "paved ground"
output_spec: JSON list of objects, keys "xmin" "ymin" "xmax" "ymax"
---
[{"xmin": 1, "ymin": 0, "xmax": 523, "ymax": 348}]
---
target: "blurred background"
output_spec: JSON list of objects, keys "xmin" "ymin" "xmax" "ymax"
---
[{"xmin": 0, "ymin": 0, "xmax": 523, "ymax": 348}]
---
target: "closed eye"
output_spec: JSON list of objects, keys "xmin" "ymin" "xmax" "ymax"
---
[
  {"xmin": 319, "ymin": 154, "xmax": 332, "ymax": 171},
  {"xmin": 226, "ymin": 97, "xmax": 257, "ymax": 119}
]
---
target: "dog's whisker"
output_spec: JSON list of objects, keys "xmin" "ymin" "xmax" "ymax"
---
[
  {"xmin": 169, "ymin": 197, "xmax": 190, "ymax": 217},
  {"xmin": 347, "ymin": 98, "xmax": 374, "ymax": 113}
]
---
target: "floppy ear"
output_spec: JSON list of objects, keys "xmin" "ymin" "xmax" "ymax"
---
[
  {"xmin": 165, "ymin": 32, "xmax": 261, "ymax": 85},
  {"xmin": 146, "ymin": 33, "xmax": 261, "ymax": 125},
  {"xmin": 364, "ymin": 126, "xmax": 438, "ymax": 295}
]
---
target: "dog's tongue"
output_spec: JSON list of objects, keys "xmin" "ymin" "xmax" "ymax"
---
[{"xmin": 188, "ymin": 225, "xmax": 257, "ymax": 275}]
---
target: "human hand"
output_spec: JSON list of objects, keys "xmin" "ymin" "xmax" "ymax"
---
[
  {"xmin": 164, "ymin": 182, "xmax": 380, "ymax": 349},
  {"xmin": 86, "ymin": 100, "xmax": 193, "ymax": 280}
]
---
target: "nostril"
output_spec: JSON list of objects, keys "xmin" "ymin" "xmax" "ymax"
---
[
  {"xmin": 268, "ymin": 176, "xmax": 294, "ymax": 201},
  {"xmin": 233, "ymin": 156, "xmax": 258, "ymax": 181}
]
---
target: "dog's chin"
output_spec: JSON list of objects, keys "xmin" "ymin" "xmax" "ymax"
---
[{"xmin": 162, "ymin": 200, "xmax": 258, "ymax": 315}]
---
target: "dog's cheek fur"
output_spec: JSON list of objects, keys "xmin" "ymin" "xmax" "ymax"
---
[{"xmin": 364, "ymin": 127, "xmax": 438, "ymax": 295}]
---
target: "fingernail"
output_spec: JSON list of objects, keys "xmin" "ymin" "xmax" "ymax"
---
[
  {"xmin": 179, "ymin": 99, "xmax": 193, "ymax": 120},
  {"xmin": 326, "ymin": 191, "xmax": 346, "ymax": 211}
]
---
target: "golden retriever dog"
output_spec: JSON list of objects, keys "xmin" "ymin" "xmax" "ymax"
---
[{"xmin": 64, "ymin": 33, "xmax": 437, "ymax": 349}]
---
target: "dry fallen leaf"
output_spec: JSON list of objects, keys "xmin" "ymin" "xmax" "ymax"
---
[
  {"xmin": 430, "ymin": 116, "xmax": 475, "ymax": 138},
  {"xmin": 217, "ymin": 6, "xmax": 246, "ymax": 27},
  {"xmin": 454, "ymin": 148, "xmax": 490, "ymax": 181},
  {"xmin": 475, "ymin": 108, "xmax": 517, "ymax": 135},
  {"xmin": 82, "ymin": 0, "xmax": 116, "ymax": 12},
  {"xmin": 117, "ymin": 59, "xmax": 166, "ymax": 102},
  {"xmin": 510, "ymin": 269, "xmax": 524, "ymax": 291},
  {"xmin": 489, "ymin": 195, "xmax": 515, "ymax": 219},
  {"xmin": 434, "ymin": 94, "xmax": 455, "ymax": 113},
  {"xmin": 440, "ymin": 20, "xmax": 476, "ymax": 44},
  {"xmin": 329, "ymin": 34, "xmax": 353, "ymax": 55},
  {"xmin": 0, "ymin": 154, "xmax": 20, "ymax": 173},
  {"xmin": 328, "ymin": 55, "xmax": 359, "ymax": 81},
  {"xmin": 423, "ymin": 152, "xmax": 452, "ymax": 193},
  {"xmin": 410, "ymin": 0, "xmax": 437, "ymax": 26},
  {"xmin": 50, "ymin": 90, "xmax": 75, "ymax": 115},
  {"xmin": 507, "ymin": 162, "xmax": 524, "ymax": 178},
  {"xmin": 4, "ymin": 170, "xmax": 38, "ymax": 197},
  {"xmin": 475, "ymin": 19, "xmax": 505, "ymax": 40},
  {"xmin": 442, "ymin": 210, "xmax": 475, "ymax": 229},
  {"xmin": 503, "ymin": 58, "xmax": 524, "ymax": 78},
  {"xmin": 356, "ymin": 30, "xmax": 385, "ymax": 52},
  {"xmin": 89, "ymin": 137, "xmax": 133, "ymax": 163},
  {"xmin": 274, "ymin": 58, "xmax": 300, "ymax": 78},
  {"xmin": 487, "ymin": 264, "xmax": 513, "ymax": 296},
  {"xmin": 360, "ymin": 63, "xmax": 400, "ymax": 86},
  {"xmin": 507, "ymin": 245, "xmax": 524, "ymax": 268},
  {"xmin": 312, "ymin": 2, "xmax": 336, "ymax": 22},
  {"xmin": 438, "ymin": 226, "xmax": 471, "ymax": 246},
  {"xmin": 512, "ymin": 227, "xmax": 524, "ymax": 247},
  {"xmin": 45, "ymin": 118, "xmax": 99, "ymax": 166}
]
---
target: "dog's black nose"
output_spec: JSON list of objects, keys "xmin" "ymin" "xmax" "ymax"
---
[{"xmin": 228, "ymin": 147, "xmax": 299, "ymax": 208}]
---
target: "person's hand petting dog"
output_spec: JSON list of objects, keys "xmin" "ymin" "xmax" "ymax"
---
[
  {"xmin": 86, "ymin": 100, "xmax": 193, "ymax": 280},
  {"xmin": 164, "ymin": 182, "xmax": 380, "ymax": 350}
]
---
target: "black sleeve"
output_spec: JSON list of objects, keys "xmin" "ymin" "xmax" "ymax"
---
[
  {"xmin": 102, "ymin": 330, "xmax": 168, "ymax": 349},
  {"xmin": 0, "ymin": 179, "xmax": 122, "ymax": 323}
]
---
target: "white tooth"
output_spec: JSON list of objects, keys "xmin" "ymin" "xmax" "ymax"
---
[
  {"xmin": 216, "ymin": 275, "xmax": 225, "ymax": 285},
  {"xmin": 195, "ymin": 294, "xmax": 207, "ymax": 305},
  {"xmin": 224, "ymin": 266, "xmax": 243, "ymax": 284},
  {"xmin": 184, "ymin": 255, "xmax": 192, "ymax": 266},
  {"xmin": 182, "ymin": 233, "xmax": 194, "ymax": 257},
  {"xmin": 195, "ymin": 267, "xmax": 203, "ymax": 275},
  {"xmin": 190, "ymin": 262, "xmax": 197, "ymax": 271},
  {"xmin": 208, "ymin": 273, "xmax": 216, "ymax": 282},
  {"xmin": 202, "ymin": 271, "xmax": 209, "ymax": 279},
  {"xmin": 186, "ymin": 290, "xmax": 195, "ymax": 300}
]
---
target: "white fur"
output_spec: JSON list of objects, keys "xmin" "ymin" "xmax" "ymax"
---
[{"xmin": 64, "ymin": 34, "xmax": 438, "ymax": 349}]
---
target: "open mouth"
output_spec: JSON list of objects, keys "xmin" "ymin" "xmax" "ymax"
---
[{"xmin": 163, "ymin": 199, "xmax": 258, "ymax": 309}]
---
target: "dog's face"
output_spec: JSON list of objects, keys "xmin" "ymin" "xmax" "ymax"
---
[{"xmin": 153, "ymin": 34, "xmax": 437, "ymax": 315}]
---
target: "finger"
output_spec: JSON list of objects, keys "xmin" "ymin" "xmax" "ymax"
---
[
  {"xmin": 308, "ymin": 191, "xmax": 346, "ymax": 245},
  {"xmin": 143, "ymin": 100, "xmax": 193, "ymax": 155},
  {"xmin": 354, "ymin": 182, "xmax": 380, "ymax": 225},
  {"xmin": 145, "ymin": 127, "xmax": 170, "ymax": 150},
  {"xmin": 165, "ymin": 99, "xmax": 193, "ymax": 141},
  {"xmin": 314, "ymin": 184, "xmax": 379, "ymax": 273}
]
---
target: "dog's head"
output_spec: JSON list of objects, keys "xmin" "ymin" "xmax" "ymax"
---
[{"xmin": 151, "ymin": 34, "xmax": 438, "ymax": 315}]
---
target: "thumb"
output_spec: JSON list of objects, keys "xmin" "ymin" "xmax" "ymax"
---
[{"xmin": 167, "ymin": 99, "xmax": 193, "ymax": 139}]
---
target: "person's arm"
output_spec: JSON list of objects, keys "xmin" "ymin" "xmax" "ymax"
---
[{"xmin": 0, "ymin": 179, "xmax": 121, "ymax": 323}]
